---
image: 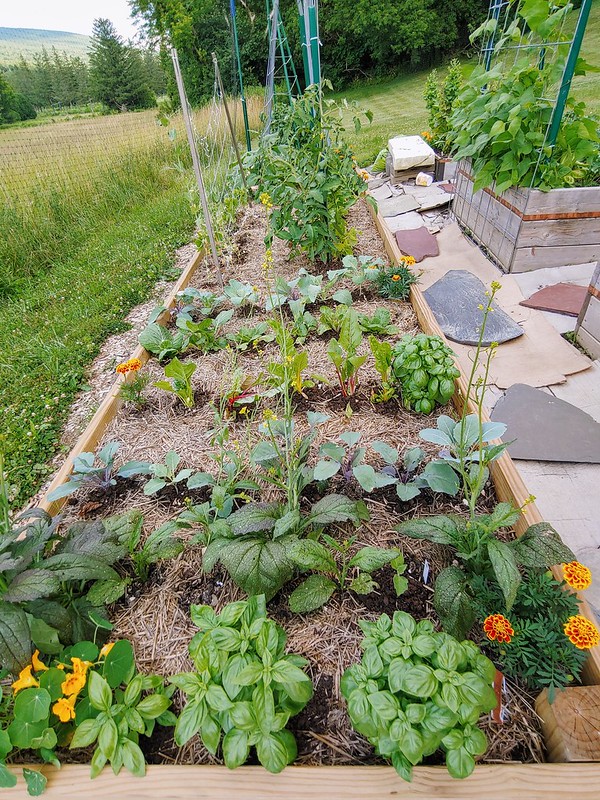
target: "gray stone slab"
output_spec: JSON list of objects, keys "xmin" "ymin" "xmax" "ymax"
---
[
  {"xmin": 402, "ymin": 182, "xmax": 452, "ymax": 211},
  {"xmin": 367, "ymin": 177, "xmax": 387, "ymax": 189},
  {"xmin": 377, "ymin": 195, "xmax": 421, "ymax": 217},
  {"xmin": 423, "ymin": 269, "xmax": 524, "ymax": 346},
  {"xmin": 491, "ymin": 383, "xmax": 600, "ymax": 463},
  {"xmin": 383, "ymin": 211, "xmax": 424, "ymax": 232},
  {"xmin": 370, "ymin": 184, "xmax": 393, "ymax": 202}
]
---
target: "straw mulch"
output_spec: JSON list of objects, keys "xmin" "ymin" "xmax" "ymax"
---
[{"xmin": 55, "ymin": 199, "xmax": 545, "ymax": 767}]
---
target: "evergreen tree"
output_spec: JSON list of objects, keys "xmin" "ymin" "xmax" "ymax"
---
[{"xmin": 89, "ymin": 18, "xmax": 155, "ymax": 110}]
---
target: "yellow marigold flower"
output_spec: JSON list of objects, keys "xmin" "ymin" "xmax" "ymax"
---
[
  {"xmin": 564, "ymin": 615, "xmax": 600, "ymax": 650},
  {"xmin": 391, "ymin": 274, "xmax": 401, "ymax": 282},
  {"xmin": 421, "ymin": 131, "xmax": 431, "ymax": 140},
  {"xmin": 116, "ymin": 362, "xmax": 130, "ymax": 375},
  {"xmin": 127, "ymin": 358, "xmax": 142, "ymax": 372},
  {"xmin": 403, "ymin": 256, "xmax": 416, "ymax": 266},
  {"xmin": 32, "ymin": 650, "xmax": 48, "ymax": 672},
  {"xmin": 563, "ymin": 562, "xmax": 592, "ymax": 591},
  {"xmin": 52, "ymin": 695, "xmax": 77, "ymax": 723},
  {"xmin": 12, "ymin": 664, "xmax": 40, "ymax": 694},
  {"xmin": 483, "ymin": 613, "xmax": 514, "ymax": 644},
  {"xmin": 99, "ymin": 642, "xmax": 115, "ymax": 659}
]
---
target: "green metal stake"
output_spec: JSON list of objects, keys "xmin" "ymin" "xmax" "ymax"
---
[
  {"xmin": 546, "ymin": 0, "xmax": 592, "ymax": 147},
  {"xmin": 230, "ymin": 0, "xmax": 251, "ymax": 152},
  {"xmin": 307, "ymin": 1, "xmax": 321, "ymax": 85}
]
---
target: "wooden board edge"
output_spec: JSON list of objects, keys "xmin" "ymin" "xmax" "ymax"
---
[
  {"xmin": 38, "ymin": 246, "xmax": 206, "ymax": 517},
  {"xmin": 4, "ymin": 763, "xmax": 600, "ymax": 799},
  {"xmin": 369, "ymin": 204, "xmax": 600, "ymax": 685}
]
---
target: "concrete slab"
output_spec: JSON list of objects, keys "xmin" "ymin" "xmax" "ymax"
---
[
  {"xmin": 377, "ymin": 195, "xmax": 421, "ymax": 217},
  {"xmin": 520, "ymin": 284, "xmax": 588, "ymax": 317},
  {"xmin": 401, "ymin": 182, "xmax": 453, "ymax": 211},
  {"xmin": 424, "ymin": 270, "xmax": 524, "ymax": 346},
  {"xmin": 541, "ymin": 311, "xmax": 577, "ymax": 335},
  {"xmin": 367, "ymin": 177, "xmax": 387, "ymax": 190},
  {"xmin": 388, "ymin": 135, "xmax": 435, "ymax": 172},
  {"xmin": 491, "ymin": 383, "xmax": 600, "ymax": 463}
]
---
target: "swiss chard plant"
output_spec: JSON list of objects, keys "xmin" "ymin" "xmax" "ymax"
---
[
  {"xmin": 342, "ymin": 612, "xmax": 497, "ymax": 781},
  {"xmin": 327, "ymin": 307, "xmax": 367, "ymax": 397},
  {"xmin": 154, "ymin": 357, "xmax": 197, "ymax": 409},
  {"xmin": 263, "ymin": 318, "xmax": 318, "ymax": 398},
  {"xmin": 288, "ymin": 535, "xmax": 406, "ymax": 613},
  {"xmin": 369, "ymin": 337, "xmax": 396, "ymax": 402},
  {"xmin": 171, "ymin": 596, "xmax": 312, "ymax": 773},
  {"xmin": 46, "ymin": 442, "xmax": 150, "ymax": 502}
]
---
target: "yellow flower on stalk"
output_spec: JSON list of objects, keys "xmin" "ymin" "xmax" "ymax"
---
[
  {"xmin": 32, "ymin": 650, "xmax": 48, "ymax": 672},
  {"xmin": 564, "ymin": 615, "xmax": 600, "ymax": 649},
  {"xmin": 52, "ymin": 695, "xmax": 77, "ymax": 723},
  {"xmin": 491, "ymin": 280, "xmax": 502, "ymax": 291},
  {"xmin": 99, "ymin": 642, "xmax": 115, "ymax": 659},
  {"xmin": 259, "ymin": 192, "xmax": 273, "ymax": 210},
  {"xmin": 563, "ymin": 562, "xmax": 592, "ymax": 591},
  {"xmin": 239, "ymin": 406, "xmax": 248, "ymax": 415},
  {"xmin": 12, "ymin": 664, "xmax": 39, "ymax": 694},
  {"xmin": 263, "ymin": 409, "xmax": 277, "ymax": 421}
]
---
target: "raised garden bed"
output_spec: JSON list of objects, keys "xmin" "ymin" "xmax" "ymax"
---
[
  {"xmin": 452, "ymin": 160, "xmax": 600, "ymax": 273},
  {"xmin": 6, "ymin": 200, "xmax": 600, "ymax": 797}
]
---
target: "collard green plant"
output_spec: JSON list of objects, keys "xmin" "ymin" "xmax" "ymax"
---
[
  {"xmin": 341, "ymin": 611, "xmax": 497, "ymax": 781},
  {"xmin": 264, "ymin": 270, "xmax": 323, "ymax": 314},
  {"xmin": 328, "ymin": 254, "xmax": 385, "ymax": 286},
  {"xmin": 313, "ymin": 432, "xmax": 397, "ymax": 493},
  {"xmin": 226, "ymin": 321, "xmax": 275, "ymax": 352},
  {"xmin": 288, "ymin": 535, "xmax": 405, "ymax": 613},
  {"xmin": 392, "ymin": 334, "xmax": 460, "ymax": 414},
  {"xmin": 47, "ymin": 442, "xmax": 150, "ymax": 501},
  {"xmin": 0, "ymin": 511, "xmax": 140, "ymax": 675},
  {"xmin": 142, "ymin": 450, "xmax": 193, "ymax": 496},
  {"xmin": 471, "ymin": 571, "xmax": 587, "ymax": 699},
  {"xmin": 176, "ymin": 309, "xmax": 234, "ymax": 352},
  {"xmin": 327, "ymin": 307, "xmax": 367, "ymax": 397},
  {"xmin": 171, "ymin": 596, "xmax": 312, "ymax": 773},
  {"xmin": 154, "ymin": 357, "xmax": 197, "ymax": 409},
  {"xmin": 149, "ymin": 288, "xmax": 224, "ymax": 326},
  {"xmin": 376, "ymin": 444, "xmax": 460, "ymax": 502},
  {"xmin": 223, "ymin": 279, "xmax": 260, "ymax": 309},
  {"xmin": 138, "ymin": 323, "xmax": 189, "ymax": 362},
  {"xmin": 397, "ymin": 505, "xmax": 576, "ymax": 639}
]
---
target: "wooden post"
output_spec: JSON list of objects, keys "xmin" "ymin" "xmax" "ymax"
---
[
  {"xmin": 211, "ymin": 52, "xmax": 248, "ymax": 191},
  {"xmin": 536, "ymin": 686, "xmax": 600, "ymax": 762}
]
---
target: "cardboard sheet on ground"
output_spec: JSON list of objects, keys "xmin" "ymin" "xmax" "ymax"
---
[{"xmin": 417, "ymin": 223, "xmax": 591, "ymax": 388}]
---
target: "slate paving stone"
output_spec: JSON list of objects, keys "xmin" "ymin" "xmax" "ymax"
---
[
  {"xmin": 370, "ymin": 184, "xmax": 393, "ymax": 202},
  {"xmin": 491, "ymin": 383, "xmax": 600, "ymax": 463},
  {"xmin": 520, "ymin": 283, "xmax": 589, "ymax": 317},
  {"xmin": 367, "ymin": 177, "xmax": 387, "ymax": 189},
  {"xmin": 423, "ymin": 269, "xmax": 524, "ymax": 345},
  {"xmin": 377, "ymin": 195, "xmax": 421, "ymax": 217},
  {"xmin": 383, "ymin": 211, "xmax": 424, "ymax": 232},
  {"xmin": 394, "ymin": 226, "xmax": 439, "ymax": 262},
  {"xmin": 402, "ymin": 182, "xmax": 453, "ymax": 211}
]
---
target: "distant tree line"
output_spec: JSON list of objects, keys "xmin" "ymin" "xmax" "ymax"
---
[
  {"xmin": 0, "ymin": 18, "xmax": 167, "ymax": 123},
  {"xmin": 130, "ymin": 0, "xmax": 487, "ymax": 105}
]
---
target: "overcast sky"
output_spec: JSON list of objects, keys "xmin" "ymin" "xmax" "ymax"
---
[{"xmin": 1, "ymin": 0, "xmax": 140, "ymax": 39}]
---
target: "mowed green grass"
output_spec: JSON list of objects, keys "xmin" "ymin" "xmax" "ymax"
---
[{"xmin": 338, "ymin": 0, "xmax": 600, "ymax": 165}]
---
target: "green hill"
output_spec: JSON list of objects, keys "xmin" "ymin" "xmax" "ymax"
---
[{"xmin": 0, "ymin": 28, "xmax": 90, "ymax": 65}]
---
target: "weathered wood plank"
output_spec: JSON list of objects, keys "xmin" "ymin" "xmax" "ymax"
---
[
  {"xmin": 371, "ymin": 205, "xmax": 600, "ymax": 686},
  {"xmin": 511, "ymin": 243, "xmax": 600, "ymax": 273},
  {"xmin": 518, "ymin": 218, "xmax": 600, "ymax": 248},
  {"xmin": 5, "ymin": 764, "xmax": 600, "ymax": 800},
  {"xmin": 525, "ymin": 185, "xmax": 600, "ymax": 216},
  {"xmin": 536, "ymin": 686, "xmax": 600, "ymax": 762},
  {"xmin": 39, "ymin": 247, "xmax": 206, "ymax": 517}
]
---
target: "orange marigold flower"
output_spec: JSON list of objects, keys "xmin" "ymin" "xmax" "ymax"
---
[
  {"xmin": 12, "ymin": 664, "xmax": 40, "ymax": 694},
  {"xmin": 127, "ymin": 358, "xmax": 142, "ymax": 372},
  {"xmin": 391, "ymin": 274, "xmax": 401, "ymax": 282},
  {"xmin": 564, "ymin": 615, "xmax": 600, "ymax": 650},
  {"xmin": 52, "ymin": 695, "xmax": 77, "ymax": 723},
  {"xmin": 116, "ymin": 362, "xmax": 130, "ymax": 374},
  {"xmin": 563, "ymin": 561, "xmax": 592, "ymax": 591},
  {"xmin": 32, "ymin": 650, "xmax": 48, "ymax": 672},
  {"xmin": 403, "ymin": 256, "xmax": 416, "ymax": 266},
  {"xmin": 483, "ymin": 613, "xmax": 514, "ymax": 644}
]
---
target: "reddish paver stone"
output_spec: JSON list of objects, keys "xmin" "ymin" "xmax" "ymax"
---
[
  {"xmin": 394, "ymin": 226, "xmax": 439, "ymax": 262},
  {"xmin": 520, "ymin": 283, "xmax": 588, "ymax": 317}
]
